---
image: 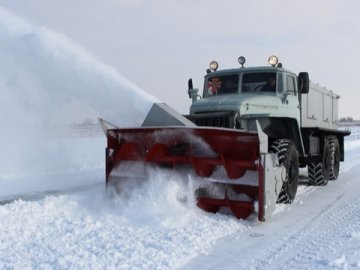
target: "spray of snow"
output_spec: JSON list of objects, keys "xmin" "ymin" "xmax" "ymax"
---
[
  {"xmin": 0, "ymin": 6, "xmax": 159, "ymax": 192},
  {"xmin": 0, "ymin": 6, "xmax": 158, "ymax": 128}
]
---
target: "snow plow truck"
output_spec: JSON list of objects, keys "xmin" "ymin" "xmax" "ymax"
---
[{"xmin": 99, "ymin": 55, "xmax": 350, "ymax": 221}]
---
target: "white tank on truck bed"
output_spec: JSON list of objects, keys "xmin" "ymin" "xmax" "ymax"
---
[{"xmin": 301, "ymin": 82, "xmax": 339, "ymax": 129}]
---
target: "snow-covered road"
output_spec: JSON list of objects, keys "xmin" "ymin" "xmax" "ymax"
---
[{"xmin": 0, "ymin": 127, "xmax": 359, "ymax": 270}]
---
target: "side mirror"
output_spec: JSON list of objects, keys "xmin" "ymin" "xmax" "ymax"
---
[
  {"xmin": 187, "ymin": 78, "xmax": 199, "ymax": 103},
  {"xmin": 298, "ymin": 72, "xmax": 309, "ymax": 94},
  {"xmin": 188, "ymin": 79, "xmax": 193, "ymax": 98}
]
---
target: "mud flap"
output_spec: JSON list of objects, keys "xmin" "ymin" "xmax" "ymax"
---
[{"xmin": 257, "ymin": 121, "xmax": 285, "ymax": 221}]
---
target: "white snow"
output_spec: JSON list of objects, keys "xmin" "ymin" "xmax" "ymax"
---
[{"xmin": 0, "ymin": 5, "xmax": 359, "ymax": 270}]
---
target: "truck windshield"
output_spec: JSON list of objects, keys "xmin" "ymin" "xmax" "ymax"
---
[
  {"xmin": 241, "ymin": 72, "xmax": 277, "ymax": 93},
  {"xmin": 204, "ymin": 72, "xmax": 277, "ymax": 97},
  {"xmin": 204, "ymin": 74, "xmax": 239, "ymax": 97}
]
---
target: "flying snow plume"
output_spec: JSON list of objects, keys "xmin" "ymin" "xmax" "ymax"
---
[
  {"xmin": 0, "ymin": 6, "xmax": 158, "ymax": 193},
  {"xmin": 0, "ymin": 7, "xmax": 158, "ymax": 128}
]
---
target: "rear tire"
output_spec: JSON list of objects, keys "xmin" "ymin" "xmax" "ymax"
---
[
  {"xmin": 270, "ymin": 139, "xmax": 299, "ymax": 204},
  {"xmin": 328, "ymin": 136, "xmax": 340, "ymax": 180},
  {"xmin": 308, "ymin": 138, "xmax": 331, "ymax": 186}
]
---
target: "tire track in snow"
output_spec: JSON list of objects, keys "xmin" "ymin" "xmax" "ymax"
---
[
  {"xmin": 238, "ymin": 168, "xmax": 360, "ymax": 270},
  {"xmin": 276, "ymin": 194, "xmax": 360, "ymax": 269},
  {"xmin": 282, "ymin": 195, "xmax": 360, "ymax": 270}
]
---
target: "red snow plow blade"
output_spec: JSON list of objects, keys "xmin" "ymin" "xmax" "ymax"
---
[{"xmin": 105, "ymin": 126, "xmax": 283, "ymax": 221}]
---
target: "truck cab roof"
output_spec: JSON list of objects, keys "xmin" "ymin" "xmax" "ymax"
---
[{"xmin": 205, "ymin": 66, "xmax": 296, "ymax": 78}]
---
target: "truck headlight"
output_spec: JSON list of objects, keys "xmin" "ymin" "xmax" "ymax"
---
[
  {"xmin": 238, "ymin": 56, "xmax": 246, "ymax": 67},
  {"xmin": 209, "ymin": 61, "xmax": 219, "ymax": 71},
  {"xmin": 268, "ymin": 55, "xmax": 278, "ymax": 66}
]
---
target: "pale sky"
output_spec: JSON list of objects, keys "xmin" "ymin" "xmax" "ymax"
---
[{"xmin": 0, "ymin": 0, "xmax": 359, "ymax": 118}]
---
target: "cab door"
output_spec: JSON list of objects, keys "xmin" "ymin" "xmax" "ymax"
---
[{"xmin": 281, "ymin": 73, "xmax": 301, "ymax": 123}]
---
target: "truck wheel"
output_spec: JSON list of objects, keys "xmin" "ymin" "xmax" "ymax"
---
[
  {"xmin": 328, "ymin": 136, "xmax": 340, "ymax": 180},
  {"xmin": 270, "ymin": 139, "xmax": 299, "ymax": 204},
  {"xmin": 308, "ymin": 139, "xmax": 331, "ymax": 186}
]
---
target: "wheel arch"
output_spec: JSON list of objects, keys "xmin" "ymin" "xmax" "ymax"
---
[{"xmin": 257, "ymin": 117, "xmax": 305, "ymax": 157}]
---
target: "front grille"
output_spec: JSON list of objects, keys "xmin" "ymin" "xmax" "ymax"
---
[{"xmin": 186, "ymin": 111, "xmax": 235, "ymax": 128}]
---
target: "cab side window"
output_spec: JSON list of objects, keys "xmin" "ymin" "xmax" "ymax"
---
[
  {"xmin": 286, "ymin": 75, "xmax": 296, "ymax": 94},
  {"xmin": 277, "ymin": 73, "xmax": 283, "ymax": 93}
]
